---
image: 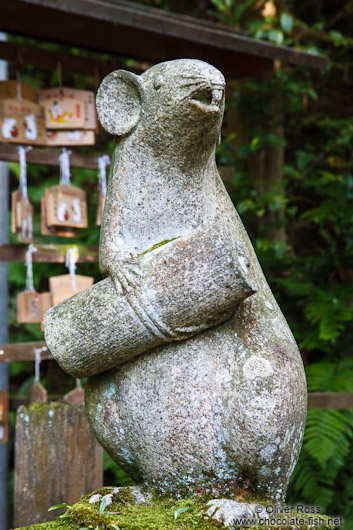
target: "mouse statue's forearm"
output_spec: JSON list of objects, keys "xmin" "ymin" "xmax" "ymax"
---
[{"xmin": 43, "ymin": 221, "xmax": 258, "ymax": 379}]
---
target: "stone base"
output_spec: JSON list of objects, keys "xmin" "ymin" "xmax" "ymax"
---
[{"xmin": 13, "ymin": 486, "xmax": 335, "ymax": 530}]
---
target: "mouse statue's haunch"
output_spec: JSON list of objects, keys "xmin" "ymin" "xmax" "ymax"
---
[{"xmin": 44, "ymin": 59, "xmax": 307, "ymax": 505}]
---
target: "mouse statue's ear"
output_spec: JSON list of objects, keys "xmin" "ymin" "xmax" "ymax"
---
[{"xmin": 96, "ymin": 70, "xmax": 144, "ymax": 136}]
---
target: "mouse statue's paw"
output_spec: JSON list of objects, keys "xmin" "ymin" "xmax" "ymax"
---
[{"xmin": 206, "ymin": 499, "xmax": 267, "ymax": 528}]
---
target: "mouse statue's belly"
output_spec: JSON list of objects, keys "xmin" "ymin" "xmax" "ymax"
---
[{"xmin": 43, "ymin": 58, "xmax": 307, "ymax": 504}]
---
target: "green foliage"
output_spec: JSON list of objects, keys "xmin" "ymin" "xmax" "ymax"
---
[
  {"xmin": 210, "ymin": 0, "xmax": 260, "ymax": 27},
  {"xmin": 209, "ymin": 0, "xmax": 353, "ymax": 527},
  {"xmin": 289, "ymin": 360, "xmax": 353, "ymax": 519}
]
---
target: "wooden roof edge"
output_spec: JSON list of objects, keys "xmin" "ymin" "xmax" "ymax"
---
[
  {"xmin": 18, "ymin": 0, "xmax": 329, "ymax": 70},
  {"xmin": 110, "ymin": 0, "xmax": 329, "ymax": 69}
]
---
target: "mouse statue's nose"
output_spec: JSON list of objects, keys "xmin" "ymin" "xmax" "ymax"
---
[
  {"xmin": 212, "ymin": 88, "xmax": 223, "ymax": 106},
  {"xmin": 190, "ymin": 84, "xmax": 224, "ymax": 114}
]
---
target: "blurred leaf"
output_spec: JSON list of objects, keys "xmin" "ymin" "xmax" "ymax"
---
[
  {"xmin": 280, "ymin": 12, "xmax": 293, "ymax": 33},
  {"xmin": 268, "ymin": 29, "xmax": 284, "ymax": 45}
]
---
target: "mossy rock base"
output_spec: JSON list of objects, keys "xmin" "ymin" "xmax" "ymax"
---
[{"xmin": 13, "ymin": 486, "xmax": 335, "ymax": 530}]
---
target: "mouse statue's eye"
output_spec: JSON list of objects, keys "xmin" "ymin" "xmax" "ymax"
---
[{"xmin": 153, "ymin": 75, "xmax": 164, "ymax": 90}]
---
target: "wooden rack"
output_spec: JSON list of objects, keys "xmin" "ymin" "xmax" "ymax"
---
[
  {"xmin": 0, "ymin": 144, "xmax": 101, "ymax": 169},
  {"xmin": 0, "ymin": 341, "xmax": 51, "ymax": 362},
  {"xmin": 0, "ymin": 244, "xmax": 98, "ymax": 263}
]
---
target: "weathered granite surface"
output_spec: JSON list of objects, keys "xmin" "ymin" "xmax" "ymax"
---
[{"xmin": 44, "ymin": 59, "xmax": 307, "ymax": 503}]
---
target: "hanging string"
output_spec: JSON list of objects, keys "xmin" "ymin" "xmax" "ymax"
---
[
  {"xmin": 34, "ymin": 346, "xmax": 47, "ymax": 383},
  {"xmin": 94, "ymin": 66, "xmax": 100, "ymax": 93},
  {"xmin": 59, "ymin": 148, "xmax": 72, "ymax": 185},
  {"xmin": 18, "ymin": 145, "xmax": 32, "ymax": 201},
  {"xmin": 25, "ymin": 244, "xmax": 37, "ymax": 292},
  {"xmin": 27, "ymin": 215, "xmax": 33, "ymax": 241},
  {"xmin": 65, "ymin": 247, "xmax": 79, "ymax": 292},
  {"xmin": 97, "ymin": 154, "xmax": 110, "ymax": 198},
  {"xmin": 16, "ymin": 50, "xmax": 23, "ymax": 102},
  {"xmin": 21, "ymin": 218, "xmax": 27, "ymax": 241},
  {"xmin": 57, "ymin": 59, "xmax": 63, "ymax": 99}
]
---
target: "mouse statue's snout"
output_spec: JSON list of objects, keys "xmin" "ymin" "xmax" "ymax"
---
[
  {"xmin": 189, "ymin": 83, "xmax": 224, "ymax": 114},
  {"xmin": 44, "ymin": 58, "xmax": 307, "ymax": 505}
]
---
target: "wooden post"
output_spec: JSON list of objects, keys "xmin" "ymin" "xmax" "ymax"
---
[
  {"xmin": 14, "ymin": 402, "xmax": 103, "ymax": 528},
  {"xmin": 0, "ymin": 31, "xmax": 9, "ymax": 530}
]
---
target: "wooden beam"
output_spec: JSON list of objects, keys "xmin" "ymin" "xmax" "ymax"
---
[
  {"xmin": 0, "ymin": 342, "xmax": 52, "ymax": 363},
  {"xmin": 308, "ymin": 392, "xmax": 353, "ymax": 410},
  {"xmin": 0, "ymin": 146, "xmax": 236, "ymax": 183},
  {"xmin": 0, "ymin": 144, "xmax": 102, "ymax": 169},
  {"xmin": 0, "ymin": 0, "xmax": 328, "ymax": 81},
  {"xmin": 0, "ymin": 244, "xmax": 98, "ymax": 263},
  {"xmin": 0, "ymin": 40, "xmax": 148, "ymax": 78}
]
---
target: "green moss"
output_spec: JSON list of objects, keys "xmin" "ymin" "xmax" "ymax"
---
[
  {"xmin": 13, "ymin": 523, "xmax": 74, "ymax": 530},
  {"xmin": 27, "ymin": 402, "xmax": 64, "ymax": 413},
  {"xmin": 138, "ymin": 237, "xmax": 181, "ymax": 256},
  {"xmin": 13, "ymin": 487, "xmax": 336, "ymax": 530}
]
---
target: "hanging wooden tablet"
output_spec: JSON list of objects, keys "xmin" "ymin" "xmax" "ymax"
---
[
  {"xmin": 40, "ymin": 196, "xmax": 80, "ymax": 237},
  {"xmin": 16, "ymin": 196, "xmax": 33, "ymax": 243},
  {"xmin": 12, "ymin": 190, "xmax": 34, "ymax": 242},
  {"xmin": 49, "ymin": 246, "xmax": 94, "ymax": 305},
  {"xmin": 0, "ymin": 98, "xmax": 46, "ymax": 145},
  {"xmin": 17, "ymin": 290, "xmax": 41, "ymax": 323},
  {"xmin": 0, "ymin": 390, "xmax": 9, "ymax": 444},
  {"xmin": 29, "ymin": 382, "xmax": 48, "ymax": 403},
  {"xmin": 49, "ymin": 274, "xmax": 94, "ymax": 306},
  {"xmin": 45, "ymin": 129, "xmax": 95, "ymax": 146},
  {"xmin": 11, "ymin": 190, "xmax": 19, "ymax": 234},
  {"xmin": 43, "ymin": 148, "xmax": 88, "ymax": 230},
  {"xmin": 0, "ymin": 80, "xmax": 36, "ymax": 102},
  {"xmin": 45, "ymin": 184, "xmax": 88, "ymax": 228},
  {"xmin": 64, "ymin": 380, "xmax": 85, "ymax": 406},
  {"xmin": 40, "ymin": 95, "xmax": 85, "ymax": 130},
  {"xmin": 17, "ymin": 245, "xmax": 42, "ymax": 324},
  {"xmin": 40, "ymin": 291, "xmax": 52, "ymax": 318},
  {"xmin": 96, "ymin": 189, "xmax": 105, "ymax": 227},
  {"xmin": 37, "ymin": 87, "xmax": 96, "ymax": 130}
]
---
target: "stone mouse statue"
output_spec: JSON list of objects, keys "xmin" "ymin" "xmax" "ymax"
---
[{"xmin": 43, "ymin": 59, "xmax": 307, "ymax": 504}]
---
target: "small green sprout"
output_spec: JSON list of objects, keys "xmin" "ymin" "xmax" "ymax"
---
[
  {"xmin": 48, "ymin": 502, "xmax": 72, "ymax": 512},
  {"xmin": 173, "ymin": 506, "xmax": 189, "ymax": 520}
]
